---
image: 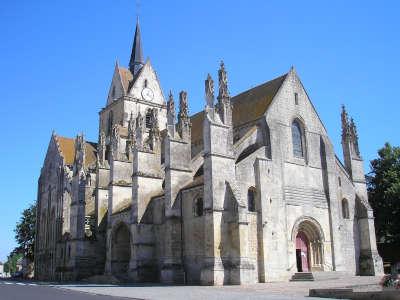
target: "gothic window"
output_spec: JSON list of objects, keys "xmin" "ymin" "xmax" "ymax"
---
[
  {"xmin": 194, "ymin": 197, "xmax": 203, "ymax": 217},
  {"xmin": 295, "ymin": 93, "xmax": 299, "ymax": 105},
  {"xmin": 342, "ymin": 199, "xmax": 350, "ymax": 219},
  {"xmin": 145, "ymin": 110, "xmax": 152, "ymax": 128},
  {"xmin": 111, "ymin": 86, "xmax": 116, "ymax": 99},
  {"xmin": 248, "ymin": 188, "xmax": 256, "ymax": 212},
  {"xmin": 292, "ymin": 120, "xmax": 304, "ymax": 158}
]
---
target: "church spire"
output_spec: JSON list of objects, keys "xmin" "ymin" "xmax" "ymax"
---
[{"xmin": 129, "ymin": 18, "xmax": 144, "ymax": 75}]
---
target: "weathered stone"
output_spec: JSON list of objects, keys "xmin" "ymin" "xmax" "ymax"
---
[{"xmin": 34, "ymin": 20, "xmax": 383, "ymax": 284}]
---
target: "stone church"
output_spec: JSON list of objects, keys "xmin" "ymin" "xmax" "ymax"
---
[{"xmin": 34, "ymin": 19, "xmax": 383, "ymax": 285}]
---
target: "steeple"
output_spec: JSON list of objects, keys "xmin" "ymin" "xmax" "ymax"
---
[{"xmin": 129, "ymin": 18, "xmax": 144, "ymax": 75}]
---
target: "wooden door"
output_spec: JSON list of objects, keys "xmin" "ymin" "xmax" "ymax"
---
[{"xmin": 296, "ymin": 231, "xmax": 309, "ymax": 272}]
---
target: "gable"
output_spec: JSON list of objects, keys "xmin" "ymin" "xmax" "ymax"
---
[
  {"xmin": 266, "ymin": 68, "xmax": 328, "ymax": 137},
  {"xmin": 128, "ymin": 60, "xmax": 165, "ymax": 105}
]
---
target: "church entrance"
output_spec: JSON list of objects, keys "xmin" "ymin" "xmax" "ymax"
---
[
  {"xmin": 111, "ymin": 223, "xmax": 131, "ymax": 279},
  {"xmin": 294, "ymin": 219, "xmax": 324, "ymax": 272},
  {"xmin": 296, "ymin": 232, "xmax": 310, "ymax": 272}
]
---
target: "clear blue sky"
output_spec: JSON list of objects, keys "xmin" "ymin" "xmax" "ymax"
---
[{"xmin": 0, "ymin": 0, "xmax": 399, "ymax": 262}]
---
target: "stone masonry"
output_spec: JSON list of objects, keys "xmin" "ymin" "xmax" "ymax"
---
[{"xmin": 34, "ymin": 19, "xmax": 383, "ymax": 284}]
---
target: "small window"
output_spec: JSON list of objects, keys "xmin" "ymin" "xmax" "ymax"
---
[
  {"xmin": 338, "ymin": 177, "xmax": 342, "ymax": 187},
  {"xmin": 248, "ymin": 188, "xmax": 256, "ymax": 212},
  {"xmin": 342, "ymin": 199, "xmax": 350, "ymax": 219},
  {"xmin": 292, "ymin": 120, "xmax": 304, "ymax": 158},
  {"xmin": 295, "ymin": 93, "xmax": 299, "ymax": 105},
  {"xmin": 144, "ymin": 79, "xmax": 148, "ymax": 88},
  {"xmin": 194, "ymin": 197, "xmax": 203, "ymax": 217}
]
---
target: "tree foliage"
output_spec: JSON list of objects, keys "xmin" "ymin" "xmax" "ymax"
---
[
  {"xmin": 5, "ymin": 251, "xmax": 23, "ymax": 274},
  {"xmin": 14, "ymin": 204, "xmax": 36, "ymax": 261},
  {"xmin": 367, "ymin": 143, "xmax": 400, "ymax": 244}
]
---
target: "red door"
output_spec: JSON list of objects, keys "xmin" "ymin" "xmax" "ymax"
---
[{"xmin": 296, "ymin": 232, "xmax": 309, "ymax": 272}]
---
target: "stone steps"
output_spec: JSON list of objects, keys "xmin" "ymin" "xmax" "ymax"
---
[{"xmin": 290, "ymin": 272, "xmax": 314, "ymax": 281}]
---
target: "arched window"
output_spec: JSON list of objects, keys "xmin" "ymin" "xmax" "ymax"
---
[
  {"xmin": 292, "ymin": 120, "xmax": 304, "ymax": 158},
  {"xmin": 248, "ymin": 188, "xmax": 256, "ymax": 212},
  {"xmin": 193, "ymin": 197, "xmax": 203, "ymax": 217},
  {"xmin": 342, "ymin": 199, "xmax": 350, "ymax": 219}
]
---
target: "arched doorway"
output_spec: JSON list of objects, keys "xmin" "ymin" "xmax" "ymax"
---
[
  {"xmin": 296, "ymin": 231, "xmax": 310, "ymax": 272},
  {"xmin": 293, "ymin": 218, "xmax": 324, "ymax": 272},
  {"xmin": 111, "ymin": 223, "xmax": 131, "ymax": 278}
]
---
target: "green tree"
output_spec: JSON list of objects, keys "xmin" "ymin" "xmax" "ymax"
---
[
  {"xmin": 14, "ymin": 204, "xmax": 36, "ymax": 261},
  {"xmin": 367, "ymin": 143, "xmax": 400, "ymax": 244},
  {"xmin": 3, "ymin": 262, "xmax": 9, "ymax": 274},
  {"xmin": 6, "ymin": 251, "xmax": 23, "ymax": 274}
]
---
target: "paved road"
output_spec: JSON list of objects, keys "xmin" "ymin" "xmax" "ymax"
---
[
  {"xmin": 0, "ymin": 280, "xmax": 327, "ymax": 300},
  {"xmin": 0, "ymin": 280, "xmax": 134, "ymax": 300}
]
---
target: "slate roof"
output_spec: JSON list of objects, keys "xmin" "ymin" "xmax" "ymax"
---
[
  {"xmin": 55, "ymin": 136, "xmax": 97, "ymax": 167},
  {"xmin": 190, "ymin": 73, "xmax": 287, "ymax": 145},
  {"xmin": 118, "ymin": 67, "xmax": 133, "ymax": 94},
  {"xmin": 129, "ymin": 19, "xmax": 144, "ymax": 74}
]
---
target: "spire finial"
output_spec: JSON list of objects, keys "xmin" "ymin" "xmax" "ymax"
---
[
  {"xmin": 129, "ymin": 12, "xmax": 144, "ymax": 75},
  {"xmin": 136, "ymin": 0, "xmax": 141, "ymax": 22},
  {"xmin": 218, "ymin": 60, "xmax": 229, "ymax": 99}
]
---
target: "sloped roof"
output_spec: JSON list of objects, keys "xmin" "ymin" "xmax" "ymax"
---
[
  {"xmin": 231, "ymin": 74, "xmax": 287, "ymax": 127},
  {"xmin": 118, "ymin": 67, "xmax": 133, "ymax": 94},
  {"xmin": 190, "ymin": 73, "xmax": 287, "ymax": 145},
  {"xmin": 55, "ymin": 136, "xmax": 97, "ymax": 167},
  {"xmin": 190, "ymin": 111, "xmax": 205, "ymax": 145}
]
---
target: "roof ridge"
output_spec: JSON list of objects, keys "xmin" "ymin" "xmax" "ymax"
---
[{"xmin": 231, "ymin": 73, "xmax": 288, "ymax": 101}]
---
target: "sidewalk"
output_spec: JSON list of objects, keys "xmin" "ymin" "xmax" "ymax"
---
[{"xmin": 52, "ymin": 275, "xmax": 384, "ymax": 300}]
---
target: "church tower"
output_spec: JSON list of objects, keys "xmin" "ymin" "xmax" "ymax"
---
[{"xmin": 101, "ymin": 18, "xmax": 167, "ymax": 279}]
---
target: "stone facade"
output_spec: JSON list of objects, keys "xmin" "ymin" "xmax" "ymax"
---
[{"xmin": 34, "ymin": 20, "xmax": 383, "ymax": 284}]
